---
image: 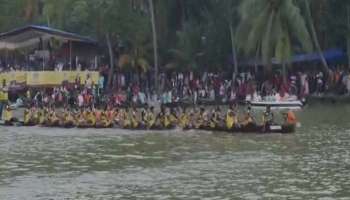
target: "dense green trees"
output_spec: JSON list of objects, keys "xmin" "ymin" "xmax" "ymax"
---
[{"xmin": 0, "ymin": 0, "xmax": 349, "ymax": 84}]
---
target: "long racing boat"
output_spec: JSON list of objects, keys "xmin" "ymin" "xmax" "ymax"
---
[{"xmin": 0, "ymin": 120, "xmax": 296, "ymax": 134}]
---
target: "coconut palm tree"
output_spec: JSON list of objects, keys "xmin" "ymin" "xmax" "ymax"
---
[
  {"xmin": 211, "ymin": 0, "xmax": 240, "ymax": 81},
  {"xmin": 236, "ymin": 0, "xmax": 313, "ymax": 82},
  {"xmin": 303, "ymin": 0, "xmax": 329, "ymax": 74},
  {"xmin": 148, "ymin": 0, "xmax": 159, "ymax": 93},
  {"xmin": 24, "ymin": 0, "xmax": 39, "ymax": 22},
  {"xmin": 169, "ymin": 21, "xmax": 203, "ymax": 70}
]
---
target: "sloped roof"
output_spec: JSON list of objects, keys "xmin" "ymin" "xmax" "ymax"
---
[{"xmin": 0, "ymin": 25, "xmax": 96, "ymax": 50}]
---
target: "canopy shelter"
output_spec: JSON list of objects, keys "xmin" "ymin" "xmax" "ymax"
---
[
  {"xmin": 0, "ymin": 25, "xmax": 96, "ymax": 50},
  {"xmin": 0, "ymin": 25, "xmax": 98, "ymax": 71}
]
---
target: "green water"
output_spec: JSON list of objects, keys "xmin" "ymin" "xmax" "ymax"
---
[{"xmin": 1, "ymin": 105, "xmax": 350, "ymax": 199}]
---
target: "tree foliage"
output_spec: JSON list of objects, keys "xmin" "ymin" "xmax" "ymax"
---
[
  {"xmin": 236, "ymin": 0, "xmax": 312, "ymax": 66},
  {"xmin": 0, "ymin": 0, "xmax": 349, "ymax": 73}
]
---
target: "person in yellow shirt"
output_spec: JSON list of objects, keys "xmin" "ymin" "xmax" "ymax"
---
[
  {"xmin": 226, "ymin": 110, "xmax": 235, "ymax": 130},
  {"xmin": 193, "ymin": 108, "xmax": 202, "ymax": 129},
  {"xmin": 64, "ymin": 110, "xmax": 75, "ymax": 128},
  {"xmin": 146, "ymin": 107, "xmax": 156, "ymax": 129},
  {"xmin": 50, "ymin": 110, "xmax": 60, "ymax": 127},
  {"xmin": 38, "ymin": 109, "xmax": 46, "ymax": 125},
  {"xmin": 169, "ymin": 108, "xmax": 178, "ymax": 126},
  {"xmin": 23, "ymin": 108, "xmax": 31, "ymax": 125},
  {"xmin": 3, "ymin": 105, "xmax": 13, "ymax": 125},
  {"xmin": 76, "ymin": 112, "xmax": 86, "ymax": 127},
  {"xmin": 155, "ymin": 107, "xmax": 166, "ymax": 128},
  {"xmin": 130, "ymin": 108, "xmax": 139, "ymax": 129},
  {"xmin": 226, "ymin": 105, "xmax": 238, "ymax": 130},
  {"xmin": 242, "ymin": 106, "xmax": 255, "ymax": 127},
  {"xmin": 87, "ymin": 110, "xmax": 96, "ymax": 127},
  {"xmin": 122, "ymin": 108, "xmax": 131, "ymax": 128},
  {"xmin": 163, "ymin": 109, "xmax": 171, "ymax": 128},
  {"xmin": 209, "ymin": 107, "xmax": 221, "ymax": 129},
  {"xmin": 179, "ymin": 108, "xmax": 190, "ymax": 129}
]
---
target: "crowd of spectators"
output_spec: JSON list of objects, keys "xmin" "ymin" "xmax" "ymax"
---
[{"xmin": 2, "ymin": 62, "xmax": 350, "ymax": 108}]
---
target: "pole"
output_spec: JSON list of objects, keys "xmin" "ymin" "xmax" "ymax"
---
[
  {"xmin": 347, "ymin": 5, "xmax": 350, "ymax": 69},
  {"xmin": 42, "ymin": 37, "xmax": 45, "ymax": 71},
  {"xmin": 230, "ymin": 24, "xmax": 238, "ymax": 83},
  {"xmin": 69, "ymin": 41, "xmax": 72, "ymax": 71},
  {"xmin": 149, "ymin": 0, "xmax": 159, "ymax": 94},
  {"xmin": 5, "ymin": 48, "xmax": 8, "ymax": 68},
  {"xmin": 42, "ymin": 53, "xmax": 44, "ymax": 71}
]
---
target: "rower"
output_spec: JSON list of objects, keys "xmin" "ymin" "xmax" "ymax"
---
[
  {"xmin": 106, "ymin": 107, "xmax": 115, "ymax": 121},
  {"xmin": 146, "ymin": 106, "xmax": 156, "ymax": 129},
  {"xmin": 38, "ymin": 109, "xmax": 46, "ymax": 125},
  {"xmin": 155, "ymin": 107, "xmax": 165, "ymax": 127},
  {"xmin": 140, "ymin": 107, "xmax": 148, "ymax": 127},
  {"xmin": 33, "ymin": 108, "xmax": 40, "ymax": 124},
  {"xmin": 262, "ymin": 106, "xmax": 274, "ymax": 127},
  {"xmin": 188, "ymin": 111, "xmax": 196, "ymax": 129},
  {"xmin": 24, "ymin": 108, "xmax": 31, "ymax": 125},
  {"xmin": 114, "ymin": 108, "xmax": 122, "ymax": 125},
  {"xmin": 198, "ymin": 107, "xmax": 208, "ymax": 128},
  {"xmin": 65, "ymin": 110, "xmax": 74, "ymax": 123},
  {"xmin": 169, "ymin": 108, "xmax": 178, "ymax": 125},
  {"xmin": 100, "ymin": 112, "xmax": 111, "ymax": 127},
  {"xmin": 209, "ymin": 107, "xmax": 221, "ymax": 128},
  {"xmin": 193, "ymin": 108, "xmax": 202, "ymax": 129},
  {"xmin": 163, "ymin": 108, "xmax": 171, "ymax": 128},
  {"xmin": 285, "ymin": 109, "xmax": 297, "ymax": 126},
  {"xmin": 95, "ymin": 108, "xmax": 102, "ymax": 122},
  {"xmin": 123, "ymin": 108, "xmax": 131, "ymax": 128},
  {"xmin": 130, "ymin": 108, "xmax": 139, "ymax": 128},
  {"xmin": 179, "ymin": 107, "xmax": 190, "ymax": 129},
  {"xmin": 87, "ymin": 110, "xmax": 96, "ymax": 126},
  {"xmin": 225, "ymin": 110, "xmax": 235, "ymax": 130},
  {"xmin": 3, "ymin": 105, "xmax": 13, "ymax": 123},
  {"xmin": 242, "ymin": 106, "xmax": 255, "ymax": 126}
]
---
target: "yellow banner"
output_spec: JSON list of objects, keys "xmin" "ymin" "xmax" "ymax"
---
[
  {"xmin": 0, "ymin": 71, "xmax": 99, "ymax": 86},
  {"xmin": 9, "ymin": 71, "xmax": 27, "ymax": 83},
  {"xmin": 27, "ymin": 71, "xmax": 63, "ymax": 85},
  {"xmin": 77, "ymin": 71, "xmax": 100, "ymax": 84},
  {"xmin": 0, "ymin": 73, "xmax": 6, "ymax": 85},
  {"xmin": 0, "ymin": 71, "xmax": 27, "ymax": 84},
  {"xmin": 26, "ymin": 71, "xmax": 100, "ymax": 86},
  {"xmin": 0, "ymin": 91, "xmax": 8, "ymax": 101}
]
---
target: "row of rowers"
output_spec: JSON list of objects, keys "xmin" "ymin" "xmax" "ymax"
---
[{"xmin": 3, "ymin": 105, "xmax": 298, "ymax": 129}]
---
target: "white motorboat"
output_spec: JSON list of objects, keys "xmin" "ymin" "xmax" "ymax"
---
[
  {"xmin": 247, "ymin": 94, "xmax": 304, "ymax": 110},
  {"xmin": 249, "ymin": 100, "xmax": 303, "ymax": 110}
]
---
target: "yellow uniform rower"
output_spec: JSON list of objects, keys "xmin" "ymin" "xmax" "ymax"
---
[
  {"xmin": 3, "ymin": 105, "xmax": 13, "ymax": 123},
  {"xmin": 179, "ymin": 108, "xmax": 190, "ymax": 129}
]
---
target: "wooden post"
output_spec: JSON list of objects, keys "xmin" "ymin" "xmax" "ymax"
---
[
  {"xmin": 347, "ymin": 5, "xmax": 350, "ymax": 69},
  {"xmin": 149, "ymin": 0, "xmax": 159, "ymax": 94},
  {"xmin": 69, "ymin": 40, "xmax": 72, "ymax": 71}
]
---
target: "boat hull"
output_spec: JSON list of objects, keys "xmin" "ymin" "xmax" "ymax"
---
[
  {"xmin": 0, "ymin": 123, "xmax": 295, "ymax": 134},
  {"xmin": 198, "ymin": 124, "xmax": 295, "ymax": 134}
]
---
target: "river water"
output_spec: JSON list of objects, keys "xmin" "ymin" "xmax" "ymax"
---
[{"xmin": 1, "ymin": 105, "xmax": 350, "ymax": 200}]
